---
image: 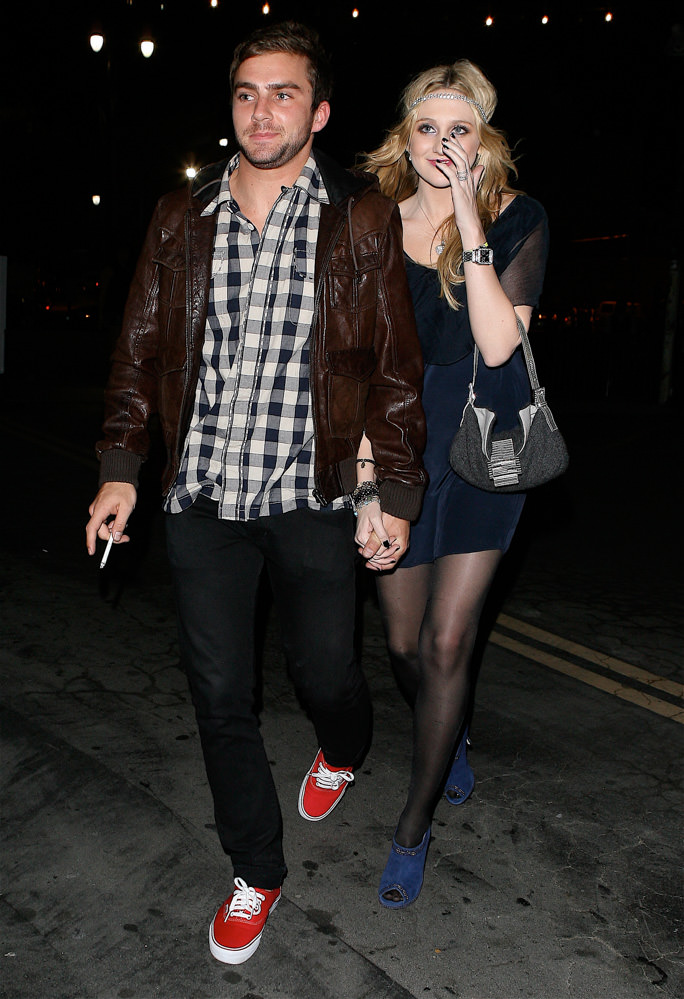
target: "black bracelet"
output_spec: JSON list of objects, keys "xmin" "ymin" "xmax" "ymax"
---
[{"xmin": 356, "ymin": 458, "xmax": 377, "ymax": 468}]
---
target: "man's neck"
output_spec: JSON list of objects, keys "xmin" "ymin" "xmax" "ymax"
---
[{"xmin": 230, "ymin": 145, "xmax": 314, "ymax": 233}]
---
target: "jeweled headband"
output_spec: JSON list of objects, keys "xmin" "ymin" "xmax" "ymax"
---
[{"xmin": 408, "ymin": 91, "xmax": 490, "ymax": 124}]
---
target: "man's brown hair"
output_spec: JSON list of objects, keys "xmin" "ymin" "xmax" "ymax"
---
[{"xmin": 230, "ymin": 21, "xmax": 333, "ymax": 108}]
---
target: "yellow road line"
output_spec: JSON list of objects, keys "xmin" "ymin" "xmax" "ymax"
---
[
  {"xmin": 490, "ymin": 631, "xmax": 684, "ymax": 724},
  {"xmin": 497, "ymin": 613, "xmax": 683, "ymax": 699}
]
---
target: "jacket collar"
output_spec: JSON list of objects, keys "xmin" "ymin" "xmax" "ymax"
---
[
  {"xmin": 312, "ymin": 148, "xmax": 377, "ymax": 207},
  {"xmin": 189, "ymin": 147, "xmax": 376, "ymax": 213}
]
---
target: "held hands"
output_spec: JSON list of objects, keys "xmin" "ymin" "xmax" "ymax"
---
[
  {"xmin": 85, "ymin": 482, "xmax": 137, "ymax": 556},
  {"xmin": 354, "ymin": 501, "xmax": 409, "ymax": 572}
]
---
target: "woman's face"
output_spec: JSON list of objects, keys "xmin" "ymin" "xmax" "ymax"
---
[{"xmin": 407, "ymin": 95, "xmax": 481, "ymax": 188}]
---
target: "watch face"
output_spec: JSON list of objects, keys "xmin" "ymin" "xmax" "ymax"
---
[{"xmin": 464, "ymin": 245, "xmax": 493, "ymax": 264}]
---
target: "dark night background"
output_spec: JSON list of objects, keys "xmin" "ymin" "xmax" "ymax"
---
[{"xmin": 1, "ymin": 0, "xmax": 682, "ymax": 401}]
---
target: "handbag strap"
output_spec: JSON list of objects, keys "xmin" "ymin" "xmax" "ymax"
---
[{"xmin": 470, "ymin": 314, "xmax": 558, "ymax": 429}]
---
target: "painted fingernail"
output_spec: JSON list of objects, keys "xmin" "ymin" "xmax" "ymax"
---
[{"xmin": 383, "ymin": 540, "xmax": 391, "ymax": 548}]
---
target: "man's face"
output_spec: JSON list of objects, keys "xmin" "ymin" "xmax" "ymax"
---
[{"xmin": 232, "ymin": 52, "xmax": 329, "ymax": 170}]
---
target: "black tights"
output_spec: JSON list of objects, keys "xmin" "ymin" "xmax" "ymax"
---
[{"xmin": 376, "ymin": 550, "xmax": 503, "ymax": 848}]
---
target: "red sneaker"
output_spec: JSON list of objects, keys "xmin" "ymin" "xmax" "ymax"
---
[
  {"xmin": 209, "ymin": 878, "xmax": 281, "ymax": 964},
  {"xmin": 298, "ymin": 749, "xmax": 354, "ymax": 821}
]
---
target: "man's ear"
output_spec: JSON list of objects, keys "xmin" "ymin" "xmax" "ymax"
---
[{"xmin": 311, "ymin": 101, "xmax": 331, "ymax": 134}]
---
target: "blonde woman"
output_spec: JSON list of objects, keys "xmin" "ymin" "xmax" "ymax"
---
[{"xmin": 355, "ymin": 60, "xmax": 549, "ymax": 907}]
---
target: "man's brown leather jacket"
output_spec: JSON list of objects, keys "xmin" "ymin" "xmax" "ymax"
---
[{"xmin": 97, "ymin": 150, "xmax": 426, "ymax": 520}]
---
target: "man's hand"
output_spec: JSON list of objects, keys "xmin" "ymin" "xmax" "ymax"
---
[
  {"xmin": 374, "ymin": 514, "xmax": 409, "ymax": 568},
  {"xmin": 355, "ymin": 500, "xmax": 394, "ymax": 570},
  {"xmin": 355, "ymin": 506, "xmax": 409, "ymax": 572},
  {"xmin": 86, "ymin": 482, "xmax": 137, "ymax": 555}
]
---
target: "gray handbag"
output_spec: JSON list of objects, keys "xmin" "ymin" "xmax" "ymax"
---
[{"xmin": 449, "ymin": 317, "xmax": 569, "ymax": 492}]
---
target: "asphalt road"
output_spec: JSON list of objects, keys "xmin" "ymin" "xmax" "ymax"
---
[{"xmin": 1, "ymin": 373, "xmax": 682, "ymax": 999}]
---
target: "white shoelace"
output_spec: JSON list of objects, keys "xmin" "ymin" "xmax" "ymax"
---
[
  {"xmin": 224, "ymin": 878, "xmax": 264, "ymax": 922},
  {"xmin": 313, "ymin": 762, "xmax": 354, "ymax": 790}
]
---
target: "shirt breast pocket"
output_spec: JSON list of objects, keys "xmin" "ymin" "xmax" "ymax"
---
[{"xmin": 285, "ymin": 241, "xmax": 315, "ymax": 326}]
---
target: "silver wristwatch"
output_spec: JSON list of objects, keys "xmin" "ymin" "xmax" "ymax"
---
[{"xmin": 462, "ymin": 244, "xmax": 494, "ymax": 265}]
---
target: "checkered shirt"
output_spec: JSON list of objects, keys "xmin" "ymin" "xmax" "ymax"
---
[{"xmin": 166, "ymin": 154, "xmax": 346, "ymax": 520}]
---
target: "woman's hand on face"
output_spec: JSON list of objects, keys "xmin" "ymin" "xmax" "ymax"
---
[{"xmin": 436, "ymin": 136, "xmax": 484, "ymax": 223}]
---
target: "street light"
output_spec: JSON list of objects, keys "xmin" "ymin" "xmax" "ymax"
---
[
  {"xmin": 140, "ymin": 38, "xmax": 155, "ymax": 58},
  {"xmin": 89, "ymin": 33, "xmax": 104, "ymax": 53}
]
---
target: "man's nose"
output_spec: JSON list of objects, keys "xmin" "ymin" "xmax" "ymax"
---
[{"xmin": 251, "ymin": 95, "xmax": 272, "ymax": 121}]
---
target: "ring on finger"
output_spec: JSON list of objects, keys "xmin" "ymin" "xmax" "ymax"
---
[{"xmin": 457, "ymin": 171, "xmax": 467, "ymax": 181}]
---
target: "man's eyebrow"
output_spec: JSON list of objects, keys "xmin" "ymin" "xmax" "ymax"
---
[
  {"xmin": 267, "ymin": 81, "xmax": 303, "ymax": 91},
  {"xmin": 234, "ymin": 80, "xmax": 303, "ymax": 92}
]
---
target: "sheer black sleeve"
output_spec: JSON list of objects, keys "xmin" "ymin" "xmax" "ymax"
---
[{"xmin": 498, "ymin": 213, "xmax": 549, "ymax": 308}]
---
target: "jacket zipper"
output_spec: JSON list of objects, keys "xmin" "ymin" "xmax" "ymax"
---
[
  {"xmin": 172, "ymin": 208, "xmax": 193, "ymax": 483},
  {"xmin": 310, "ymin": 205, "xmax": 349, "ymax": 504}
]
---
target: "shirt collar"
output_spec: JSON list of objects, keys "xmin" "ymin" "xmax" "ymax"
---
[{"xmin": 200, "ymin": 152, "xmax": 328, "ymax": 217}]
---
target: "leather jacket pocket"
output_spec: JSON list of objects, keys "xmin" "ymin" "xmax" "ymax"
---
[
  {"xmin": 328, "ymin": 252, "xmax": 379, "ymax": 313},
  {"xmin": 326, "ymin": 347, "xmax": 376, "ymax": 438},
  {"xmin": 153, "ymin": 239, "xmax": 186, "ymax": 306},
  {"xmin": 153, "ymin": 238, "xmax": 187, "ymax": 373}
]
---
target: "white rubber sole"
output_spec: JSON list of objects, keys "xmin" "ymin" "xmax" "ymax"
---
[
  {"xmin": 297, "ymin": 777, "xmax": 351, "ymax": 821},
  {"xmin": 208, "ymin": 894, "xmax": 280, "ymax": 965}
]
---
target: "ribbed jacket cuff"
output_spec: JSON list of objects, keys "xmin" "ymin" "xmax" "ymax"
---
[
  {"xmin": 98, "ymin": 448, "xmax": 144, "ymax": 488},
  {"xmin": 378, "ymin": 480, "xmax": 424, "ymax": 522}
]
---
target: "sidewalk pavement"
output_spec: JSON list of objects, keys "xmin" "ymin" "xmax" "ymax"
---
[{"xmin": 1, "ymin": 380, "xmax": 682, "ymax": 999}]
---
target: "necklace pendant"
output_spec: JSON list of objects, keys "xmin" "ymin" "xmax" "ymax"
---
[{"xmin": 435, "ymin": 242, "xmax": 445, "ymax": 255}]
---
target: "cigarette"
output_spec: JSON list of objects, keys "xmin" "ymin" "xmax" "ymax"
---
[{"xmin": 99, "ymin": 533, "xmax": 114, "ymax": 569}]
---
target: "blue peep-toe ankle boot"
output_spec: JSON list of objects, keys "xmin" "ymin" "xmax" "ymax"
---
[
  {"xmin": 378, "ymin": 827, "xmax": 431, "ymax": 909},
  {"xmin": 444, "ymin": 727, "xmax": 474, "ymax": 806}
]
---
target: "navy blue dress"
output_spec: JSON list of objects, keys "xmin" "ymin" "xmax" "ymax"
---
[{"xmin": 402, "ymin": 196, "xmax": 549, "ymax": 567}]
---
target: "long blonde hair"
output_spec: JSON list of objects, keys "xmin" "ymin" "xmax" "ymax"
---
[{"xmin": 359, "ymin": 60, "xmax": 518, "ymax": 309}]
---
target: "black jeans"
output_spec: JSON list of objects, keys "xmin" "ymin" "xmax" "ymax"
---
[{"xmin": 165, "ymin": 496, "xmax": 371, "ymax": 889}]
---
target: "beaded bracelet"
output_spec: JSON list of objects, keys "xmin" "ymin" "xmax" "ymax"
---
[{"xmin": 351, "ymin": 480, "xmax": 380, "ymax": 515}]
